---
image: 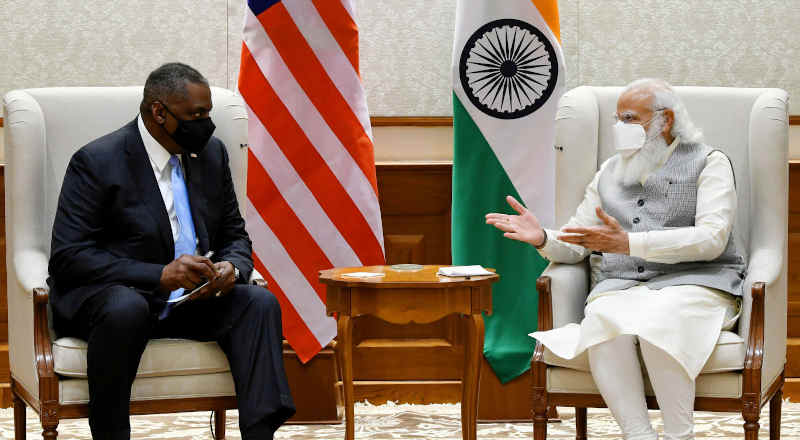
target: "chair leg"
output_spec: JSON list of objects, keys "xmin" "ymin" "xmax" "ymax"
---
[
  {"xmin": 41, "ymin": 424, "xmax": 57, "ymax": 440},
  {"xmin": 533, "ymin": 407, "xmax": 548, "ymax": 440},
  {"xmin": 40, "ymin": 403, "xmax": 58, "ymax": 440},
  {"xmin": 13, "ymin": 394, "xmax": 26, "ymax": 440},
  {"xmin": 770, "ymin": 387, "xmax": 782, "ymax": 440},
  {"xmin": 742, "ymin": 399, "xmax": 760, "ymax": 440},
  {"xmin": 575, "ymin": 407, "xmax": 587, "ymax": 440},
  {"xmin": 214, "ymin": 410, "xmax": 226, "ymax": 440}
]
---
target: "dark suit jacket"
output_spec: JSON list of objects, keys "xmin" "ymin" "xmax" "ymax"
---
[{"xmin": 48, "ymin": 119, "xmax": 254, "ymax": 322}]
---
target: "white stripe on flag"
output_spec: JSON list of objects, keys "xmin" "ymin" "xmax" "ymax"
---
[
  {"xmin": 245, "ymin": 104, "xmax": 362, "ymax": 267},
  {"xmin": 243, "ymin": 9, "xmax": 384, "ymax": 249},
  {"xmin": 246, "ymin": 200, "xmax": 337, "ymax": 345},
  {"xmin": 282, "ymin": 0, "xmax": 372, "ymax": 140}
]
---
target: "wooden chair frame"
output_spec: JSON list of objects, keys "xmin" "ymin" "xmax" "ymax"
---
[
  {"xmin": 12, "ymin": 278, "xmax": 269, "ymax": 440},
  {"xmin": 531, "ymin": 276, "xmax": 784, "ymax": 440}
]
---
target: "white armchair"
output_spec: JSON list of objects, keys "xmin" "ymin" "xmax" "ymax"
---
[
  {"xmin": 531, "ymin": 86, "xmax": 788, "ymax": 440},
  {"xmin": 3, "ymin": 86, "xmax": 259, "ymax": 439}
]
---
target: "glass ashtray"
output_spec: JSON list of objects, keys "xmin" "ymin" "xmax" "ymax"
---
[{"xmin": 389, "ymin": 264, "xmax": 424, "ymax": 272}]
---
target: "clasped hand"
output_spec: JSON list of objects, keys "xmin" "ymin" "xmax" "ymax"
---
[
  {"xmin": 159, "ymin": 254, "xmax": 237, "ymax": 301},
  {"xmin": 485, "ymin": 195, "xmax": 630, "ymax": 255}
]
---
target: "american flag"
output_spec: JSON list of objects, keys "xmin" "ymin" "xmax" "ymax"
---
[{"xmin": 238, "ymin": 0, "xmax": 385, "ymax": 362}]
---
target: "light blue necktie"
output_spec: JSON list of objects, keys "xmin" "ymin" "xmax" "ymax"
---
[{"xmin": 160, "ymin": 155, "xmax": 198, "ymax": 319}]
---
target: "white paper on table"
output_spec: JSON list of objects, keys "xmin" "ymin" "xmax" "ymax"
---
[
  {"xmin": 341, "ymin": 272, "xmax": 386, "ymax": 278},
  {"xmin": 436, "ymin": 265, "xmax": 493, "ymax": 277}
]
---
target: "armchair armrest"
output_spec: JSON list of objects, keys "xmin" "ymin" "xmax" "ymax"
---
[
  {"xmin": 14, "ymin": 249, "xmax": 50, "ymax": 298},
  {"xmin": 32, "ymin": 287, "xmax": 59, "ymax": 416},
  {"xmin": 742, "ymin": 282, "xmax": 765, "ymax": 407},
  {"xmin": 539, "ymin": 261, "xmax": 590, "ymax": 329},
  {"xmin": 739, "ymin": 248, "xmax": 787, "ymax": 402},
  {"xmin": 531, "ymin": 261, "xmax": 589, "ymax": 403}
]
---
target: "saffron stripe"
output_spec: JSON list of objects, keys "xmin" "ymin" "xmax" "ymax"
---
[
  {"xmin": 257, "ymin": 3, "xmax": 379, "ymax": 194},
  {"xmin": 240, "ymin": 45, "xmax": 385, "ymax": 265}
]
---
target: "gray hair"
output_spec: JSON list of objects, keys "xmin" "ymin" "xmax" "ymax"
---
[
  {"xmin": 140, "ymin": 62, "xmax": 208, "ymax": 112},
  {"xmin": 623, "ymin": 78, "xmax": 703, "ymax": 143}
]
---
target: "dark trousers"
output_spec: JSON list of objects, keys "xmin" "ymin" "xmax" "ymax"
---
[{"xmin": 61, "ymin": 284, "xmax": 296, "ymax": 440}]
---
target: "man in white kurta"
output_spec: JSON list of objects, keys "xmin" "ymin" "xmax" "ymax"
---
[{"xmin": 487, "ymin": 79, "xmax": 743, "ymax": 440}]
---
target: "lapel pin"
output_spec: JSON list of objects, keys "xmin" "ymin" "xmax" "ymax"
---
[{"xmin": 190, "ymin": 153, "xmax": 198, "ymax": 158}]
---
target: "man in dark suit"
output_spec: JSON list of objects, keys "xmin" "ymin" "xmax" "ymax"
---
[{"xmin": 48, "ymin": 62, "xmax": 295, "ymax": 440}]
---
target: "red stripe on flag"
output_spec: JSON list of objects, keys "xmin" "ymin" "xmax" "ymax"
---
[
  {"xmin": 253, "ymin": 253, "xmax": 322, "ymax": 363},
  {"xmin": 247, "ymin": 149, "xmax": 331, "ymax": 304},
  {"xmin": 258, "ymin": 3, "xmax": 378, "ymax": 195},
  {"xmin": 311, "ymin": 0, "xmax": 359, "ymax": 73},
  {"xmin": 239, "ymin": 46, "xmax": 384, "ymax": 265}
]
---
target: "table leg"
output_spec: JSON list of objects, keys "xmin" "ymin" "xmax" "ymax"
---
[
  {"xmin": 462, "ymin": 313, "xmax": 484, "ymax": 440},
  {"xmin": 337, "ymin": 315, "xmax": 354, "ymax": 440}
]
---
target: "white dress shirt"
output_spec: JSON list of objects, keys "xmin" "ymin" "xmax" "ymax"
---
[
  {"xmin": 137, "ymin": 115, "xmax": 197, "ymax": 253},
  {"xmin": 539, "ymin": 137, "xmax": 737, "ymax": 265}
]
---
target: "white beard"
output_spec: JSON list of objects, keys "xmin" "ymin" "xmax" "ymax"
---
[{"xmin": 614, "ymin": 120, "xmax": 671, "ymax": 186}]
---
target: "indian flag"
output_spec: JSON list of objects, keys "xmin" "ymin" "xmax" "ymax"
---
[{"xmin": 452, "ymin": 0, "xmax": 564, "ymax": 383}]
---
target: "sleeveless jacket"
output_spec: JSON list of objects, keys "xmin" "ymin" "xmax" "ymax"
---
[{"xmin": 591, "ymin": 141, "xmax": 746, "ymax": 296}]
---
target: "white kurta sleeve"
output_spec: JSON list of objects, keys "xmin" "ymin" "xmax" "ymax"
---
[
  {"xmin": 537, "ymin": 161, "xmax": 608, "ymax": 264},
  {"xmin": 627, "ymin": 151, "xmax": 736, "ymax": 264}
]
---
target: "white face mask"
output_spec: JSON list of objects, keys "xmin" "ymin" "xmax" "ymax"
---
[{"xmin": 613, "ymin": 121, "xmax": 646, "ymax": 158}]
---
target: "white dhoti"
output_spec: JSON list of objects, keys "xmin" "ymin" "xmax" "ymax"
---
[{"xmin": 530, "ymin": 284, "xmax": 739, "ymax": 440}]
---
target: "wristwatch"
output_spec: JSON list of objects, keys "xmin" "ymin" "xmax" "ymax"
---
[{"xmin": 215, "ymin": 264, "xmax": 240, "ymax": 298}]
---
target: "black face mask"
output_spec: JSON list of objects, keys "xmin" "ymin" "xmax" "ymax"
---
[{"xmin": 159, "ymin": 102, "xmax": 216, "ymax": 154}]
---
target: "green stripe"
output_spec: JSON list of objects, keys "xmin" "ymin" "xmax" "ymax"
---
[{"xmin": 452, "ymin": 93, "xmax": 549, "ymax": 384}]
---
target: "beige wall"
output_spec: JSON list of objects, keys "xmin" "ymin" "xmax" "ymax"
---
[
  {"xmin": 3, "ymin": 124, "xmax": 800, "ymax": 165},
  {"xmin": 2, "ymin": 1, "xmax": 799, "ymax": 117},
  {"xmin": 2, "ymin": 1, "xmax": 798, "ymax": 160}
]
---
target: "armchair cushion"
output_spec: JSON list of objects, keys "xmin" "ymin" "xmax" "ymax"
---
[
  {"xmin": 546, "ymin": 367, "xmax": 743, "ymax": 399},
  {"xmin": 53, "ymin": 337, "xmax": 230, "ymax": 379},
  {"xmin": 59, "ymin": 372, "xmax": 236, "ymax": 405},
  {"xmin": 542, "ymin": 330, "xmax": 745, "ymax": 374}
]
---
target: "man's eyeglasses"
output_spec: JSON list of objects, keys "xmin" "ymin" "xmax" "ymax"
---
[{"xmin": 613, "ymin": 108, "xmax": 666, "ymax": 125}]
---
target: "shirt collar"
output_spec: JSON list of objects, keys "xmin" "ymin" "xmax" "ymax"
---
[{"xmin": 137, "ymin": 115, "xmax": 173, "ymax": 174}]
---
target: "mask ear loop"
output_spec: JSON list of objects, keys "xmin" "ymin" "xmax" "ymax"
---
[
  {"xmin": 156, "ymin": 101, "xmax": 178, "ymax": 120},
  {"xmin": 643, "ymin": 109, "xmax": 669, "ymax": 141}
]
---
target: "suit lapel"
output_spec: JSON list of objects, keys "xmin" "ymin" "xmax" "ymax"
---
[
  {"xmin": 182, "ymin": 152, "xmax": 210, "ymax": 255},
  {"xmin": 124, "ymin": 120, "xmax": 174, "ymax": 260}
]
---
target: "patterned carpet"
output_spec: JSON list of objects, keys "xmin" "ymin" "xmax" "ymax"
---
[{"xmin": 1, "ymin": 401, "xmax": 797, "ymax": 439}]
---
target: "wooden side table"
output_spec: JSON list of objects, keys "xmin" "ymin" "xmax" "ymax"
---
[{"xmin": 320, "ymin": 265, "xmax": 498, "ymax": 440}]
